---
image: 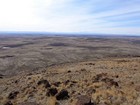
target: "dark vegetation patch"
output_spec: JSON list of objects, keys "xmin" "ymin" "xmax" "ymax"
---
[
  {"xmin": 108, "ymin": 54, "xmax": 140, "ymax": 58},
  {"xmin": 0, "ymin": 74, "xmax": 4, "ymax": 79},
  {"xmin": 45, "ymin": 48, "xmax": 53, "ymax": 50},
  {"xmin": 132, "ymin": 40, "xmax": 140, "ymax": 45},
  {"xmin": 94, "ymin": 73, "xmax": 119, "ymax": 87},
  {"xmin": 85, "ymin": 63, "xmax": 95, "ymax": 65},
  {"xmin": 76, "ymin": 46, "xmax": 113, "ymax": 50},
  {"xmin": 86, "ymin": 38, "xmax": 111, "ymax": 42},
  {"xmin": 49, "ymin": 43, "xmax": 69, "ymax": 47},
  {"xmin": 3, "ymin": 42, "xmax": 34, "ymax": 48},
  {"xmin": 0, "ymin": 55, "xmax": 14, "ymax": 59},
  {"xmin": 116, "ymin": 60, "xmax": 129, "ymax": 63}
]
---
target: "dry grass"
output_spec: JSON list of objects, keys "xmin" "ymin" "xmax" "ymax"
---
[
  {"xmin": 0, "ymin": 57, "xmax": 140, "ymax": 105},
  {"xmin": 0, "ymin": 36, "xmax": 140, "ymax": 105}
]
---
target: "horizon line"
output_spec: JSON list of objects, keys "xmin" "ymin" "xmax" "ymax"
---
[{"xmin": 0, "ymin": 31, "xmax": 140, "ymax": 37}]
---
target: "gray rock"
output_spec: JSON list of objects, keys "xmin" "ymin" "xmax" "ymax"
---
[{"xmin": 76, "ymin": 95, "xmax": 95, "ymax": 105}]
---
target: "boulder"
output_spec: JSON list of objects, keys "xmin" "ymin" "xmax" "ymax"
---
[
  {"xmin": 37, "ymin": 79, "xmax": 51, "ymax": 88},
  {"xmin": 67, "ymin": 70, "xmax": 71, "ymax": 73},
  {"xmin": 56, "ymin": 89, "xmax": 69, "ymax": 100},
  {"xmin": 76, "ymin": 95, "xmax": 95, "ymax": 105},
  {"xmin": 53, "ymin": 82, "xmax": 61, "ymax": 87},
  {"xmin": 47, "ymin": 88, "xmax": 58, "ymax": 96},
  {"xmin": 8, "ymin": 91, "xmax": 19, "ymax": 99}
]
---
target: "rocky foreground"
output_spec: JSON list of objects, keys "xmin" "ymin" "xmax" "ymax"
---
[{"xmin": 0, "ymin": 57, "xmax": 140, "ymax": 105}]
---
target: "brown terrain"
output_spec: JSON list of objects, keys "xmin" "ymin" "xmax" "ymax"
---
[{"xmin": 0, "ymin": 35, "xmax": 140, "ymax": 105}]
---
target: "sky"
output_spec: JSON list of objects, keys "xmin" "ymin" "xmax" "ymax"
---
[{"xmin": 0, "ymin": 0, "xmax": 140, "ymax": 35}]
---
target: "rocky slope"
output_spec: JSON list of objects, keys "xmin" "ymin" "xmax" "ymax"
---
[{"xmin": 0, "ymin": 57, "xmax": 140, "ymax": 105}]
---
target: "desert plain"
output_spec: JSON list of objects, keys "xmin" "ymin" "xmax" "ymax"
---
[{"xmin": 0, "ymin": 35, "xmax": 140, "ymax": 105}]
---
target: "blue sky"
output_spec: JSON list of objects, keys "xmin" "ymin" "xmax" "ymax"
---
[{"xmin": 0, "ymin": 0, "xmax": 140, "ymax": 35}]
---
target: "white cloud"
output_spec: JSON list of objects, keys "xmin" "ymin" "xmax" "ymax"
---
[{"xmin": 0, "ymin": 0, "xmax": 140, "ymax": 35}]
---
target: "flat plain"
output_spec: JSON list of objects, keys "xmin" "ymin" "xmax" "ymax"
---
[{"xmin": 0, "ymin": 35, "xmax": 140, "ymax": 105}]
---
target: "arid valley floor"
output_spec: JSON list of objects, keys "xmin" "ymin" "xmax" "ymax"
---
[{"xmin": 0, "ymin": 35, "xmax": 140, "ymax": 105}]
